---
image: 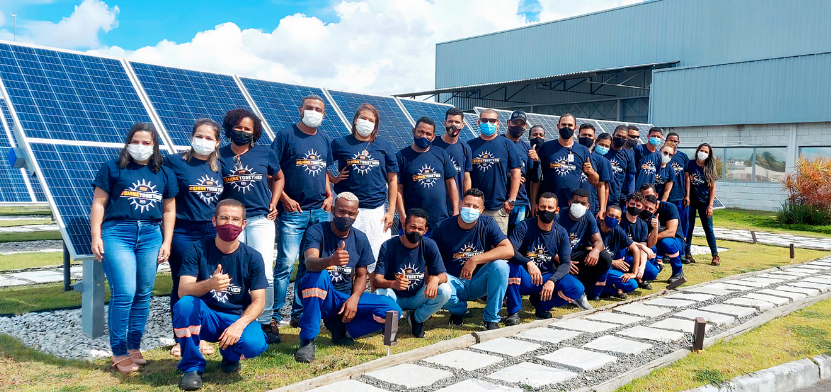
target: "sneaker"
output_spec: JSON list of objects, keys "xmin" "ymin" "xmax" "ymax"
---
[
  {"xmin": 324, "ymin": 317, "xmax": 355, "ymax": 346},
  {"xmin": 534, "ymin": 309, "xmax": 553, "ymax": 319},
  {"xmin": 179, "ymin": 371, "xmax": 203, "ymax": 391},
  {"xmin": 639, "ymin": 281, "xmax": 653, "ymax": 290},
  {"xmin": 220, "ymin": 358, "xmax": 240, "ymax": 373},
  {"xmin": 289, "ymin": 318, "xmax": 300, "ymax": 328},
  {"xmin": 449, "ymin": 314, "xmax": 464, "ymax": 327},
  {"xmin": 407, "ymin": 312, "xmax": 425, "ymax": 338},
  {"xmin": 262, "ymin": 323, "xmax": 281, "ymax": 344},
  {"xmin": 504, "ymin": 312, "xmax": 520, "ymax": 326},
  {"xmin": 484, "ymin": 321, "xmax": 499, "ymax": 330},
  {"xmin": 711, "ymin": 255, "xmax": 721, "ymax": 266},
  {"xmin": 294, "ymin": 339, "xmax": 315, "ymax": 363},
  {"xmin": 667, "ymin": 271, "xmax": 685, "ymax": 284},
  {"xmin": 573, "ymin": 294, "xmax": 593, "ymax": 311}
]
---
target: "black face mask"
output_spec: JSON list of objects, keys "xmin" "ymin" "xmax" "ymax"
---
[
  {"xmin": 530, "ymin": 137, "xmax": 544, "ymax": 150},
  {"xmin": 230, "ymin": 130, "xmax": 253, "ymax": 146},
  {"xmin": 445, "ymin": 125, "xmax": 461, "ymax": 137},
  {"xmin": 332, "ymin": 215, "xmax": 355, "ymax": 232},
  {"xmin": 627, "ymin": 206, "xmax": 642, "ymax": 217},
  {"xmin": 626, "ymin": 138, "xmax": 638, "ymax": 148},
  {"xmin": 559, "ymin": 126, "xmax": 574, "ymax": 140},
  {"xmin": 508, "ymin": 125, "xmax": 525, "ymax": 138},
  {"xmin": 538, "ymin": 210, "xmax": 557, "ymax": 224},
  {"xmin": 639, "ymin": 210, "xmax": 653, "ymax": 222},
  {"xmin": 578, "ymin": 136, "xmax": 594, "ymax": 148},
  {"xmin": 405, "ymin": 230, "xmax": 423, "ymax": 244},
  {"xmin": 613, "ymin": 136, "xmax": 626, "ymax": 148}
]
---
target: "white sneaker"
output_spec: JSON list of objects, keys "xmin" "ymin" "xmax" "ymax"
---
[{"xmin": 573, "ymin": 294, "xmax": 593, "ymax": 311}]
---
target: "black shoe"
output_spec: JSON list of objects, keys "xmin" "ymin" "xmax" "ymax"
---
[
  {"xmin": 408, "ymin": 312, "xmax": 425, "ymax": 338},
  {"xmin": 449, "ymin": 313, "xmax": 464, "ymax": 327},
  {"xmin": 484, "ymin": 321, "xmax": 499, "ymax": 330},
  {"xmin": 463, "ymin": 310, "xmax": 472, "ymax": 319},
  {"xmin": 504, "ymin": 312, "xmax": 520, "ymax": 326},
  {"xmin": 179, "ymin": 371, "xmax": 202, "ymax": 391},
  {"xmin": 667, "ymin": 271, "xmax": 685, "ymax": 284},
  {"xmin": 534, "ymin": 309, "xmax": 553, "ymax": 319},
  {"xmin": 639, "ymin": 281, "xmax": 653, "ymax": 290},
  {"xmin": 289, "ymin": 318, "xmax": 300, "ymax": 328},
  {"xmin": 294, "ymin": 339, "xmax": 315, "ymax": 363},
  {"xmin": 611, "ymin": 291, "xmax": 628, "ymax": 300},
  {"xmin": 324, "ymin": 317, "xmax": 355, "ymax": 346},
  {"xmin": 220, "ymin": 358, "xmax": 240, "ymax": 373},
  {"xmin": 262, "ymin": 323, "xmax": 281, "ymax": 344}
]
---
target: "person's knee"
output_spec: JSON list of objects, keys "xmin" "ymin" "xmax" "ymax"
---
[
  {"xmin": 436, "ymin": 283, "xmax": 452, "ymax": 302},
  {"xmin": 493, "ymin": 259, "xmax": 510, "ymax": 278},
  {"xmin": 173, "ymin": 296, "xmax": 198, "ymax": 317},
  {"xmin": 598, "ymin": 250, "xmax": 613, "ymax": 269}
]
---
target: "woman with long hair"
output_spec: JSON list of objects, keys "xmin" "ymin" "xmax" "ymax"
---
[
  {"xmin": 164, "ymin": 118, "xmax": 223, "ymax": 357},
  {"xmin": 89, "ymin": 122, "xmax": 178, "ymax": 373},
  {"xmin": 684, "ymin": 143, "xmax": 720, "ymax": 265}
]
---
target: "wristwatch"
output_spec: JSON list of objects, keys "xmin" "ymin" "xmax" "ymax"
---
[{"xmin": 508, "ymin": 199, "xmax": 516, "ymax": 206}]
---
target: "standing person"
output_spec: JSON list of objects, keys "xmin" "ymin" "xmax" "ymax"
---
[
  {"xmin": 685, "ymin": 143, "xmax": 720, "ymax": 266},
  {"xmin": 433, "ymin": 107, "xmax": 472, "ymax": 204},
  {"xmin": 502, "ymin": 110, "xmax": 538, "ymax": 234},
  {"xmin": 468, "ymin": 109, "xmax": 522, "ymax": 234},
  {"xmin": 271, "ymin": 95, "xmax": 333, "ymax": 328},
  {"xmin": 576, "ymin": 124, "xmax": 612, "ymax": 221},
  {"xmin": 174, "ymin": 199, "xmax": 269, "ymax": 391},
  {"xmin": 165, "ymin": 118, "xmax": 223, "ymax": 358},
  {"xmin": 396, "ymin": 116, "xmax": 459, "ymax": 233},
  {"xmin": 602, "ymin": 126, "xmax": 636, "ymax": 207},
  {"xmin": 528, "ymin": 126, "xmax": 545, "ymax": 213},
  {"xmin": 633, "ymin": 127, "xmax": 664, "ymax": 190},
  {"xmin": 654, "ymin": 144, "xmax": 677, "ymax": 201},
  {"xmin": 89, "ymin": 123, "xmax": 177, "ymax": 373},
  {"xmin": 219, "ymin": 108, "xmax": 285, "ymax": 343},
  {"xmin": 625, "ymin": 125, "xmax": 640, "ymax": 151},
  {"xmin": 665, "ymin": 133, "xmax": 690, "ymax": 258},
  {"xmin": 329, "ymin": 103, "xmax": 398, "ymax": 265},
  {"xmin": 535, "ymin": 113, "xmax": 598, "ymax": 210},
  {"xmin": 556, "ymin": 188, "xmax": 612, "ymax": 300}
]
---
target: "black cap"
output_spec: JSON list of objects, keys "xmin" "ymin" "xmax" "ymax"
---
[{"xmin": 509, "ymin": 110, "xmax": 527, "ymax": 124}]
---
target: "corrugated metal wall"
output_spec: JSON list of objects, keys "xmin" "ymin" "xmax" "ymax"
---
[
  {"xmin": 436, "ymin": 0, "xmax": 831, "ymax": 88},
  {"xmin": 650, "ymin": 52, "xmax": 831, "ymax": 127}
]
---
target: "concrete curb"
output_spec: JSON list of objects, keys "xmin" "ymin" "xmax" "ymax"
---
[{"xmin": 684, "ymin": 355, "xmax": 831, "ymax": 392}]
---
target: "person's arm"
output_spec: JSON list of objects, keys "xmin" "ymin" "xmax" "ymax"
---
[
  {"xmin": 505, "ymin": 167, "xmax": 521, "ymax": 212},
  {"xmin": 340, "ymin": 266, "xmax": 367, "ymax": 322},
  {"xmin": 158, "ymin": 198, "xmax": 176, "ymax": 262},
  {"xmin": 684, "ymin": 172, "xmax": 691, "ymax": 207},
  {"xmin": 268, "ymin": 170, "xmax": 285, "ymax": 220},
  {"xmin": 596, "ymin": 181, "xmax": 608, "ymax": 220},
  {"xmin": 463, "ymin": 172, "xmax": 471, "ymax": 193},
  {"xmin": 422, "ymin": 273, "xmax": 447, "ymax": 299},
  {"xmin": 707, "ymin": 181, "xmax": 716, "ymax": 218},
  {"xmin": 322, "ymin": 172, "xmax": 334, "ymax": 212},
  {"xmin": 396, "ymin": 184, "xmax": 407, "ymax": 223},
  {"xmin": 646, "ymin": 224, "xmax": 658, "ymax": 248},
  {"xmin": 90, "ymin": 187, "xmax": 109, "ymax": 261},
  {"xmin": 585, "ymin": 231, "xmax": 603, "ymax": 266},
  {"xmin": 178, "ymin": 266, "xmax": 230, "ymax": 298},
  {"xmin": 584, "ymin": 157, "xmax": 600, "ymax": 185},
  {"xmin": 621, "ymin": 243, "xmax": 641, "ymax": 282},
  {"xmin": 304, "ymin": 242, "xmax": 348, "ymax": 272},
  {"xmin": 657, "ymin": 216, "xmax": 677, "ymax": 241},
  {"xmin": 383, "ymin": 173, "xmax": 398, "ymax": 231},
  {"xmin": 661, "ymin": 181, "xmax": 673, "ymax": 202},
  {"xmin": 460, "ymin": 238, "xmax": 513, "ymax": 279},
  {"xmin": 529, "ymin": 182, "xmax": 540, "ymax": 216},
  {"xmin": 446, "ymin": 178, "xmax": 460, "ymax": 216},
  {"xmin": 218, "ymin": 288, "xmax": 264, "ymax": 349}
]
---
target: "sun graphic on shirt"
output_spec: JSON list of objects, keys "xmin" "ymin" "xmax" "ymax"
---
[
  {"xmin": 302, "ymin": 150, "xmax": 325, "ymax": 176},
  {"xmin": 655, "ymin": 173, "xmax": 665, "ymax": 185},
  {"xmin": 397, "ymin": 263, "xmax": 424, "ymax": 287},
  {"xmin": 414, "ymin": 164, "xmax": 441, "ymax": 188},
  {"xmin": 195, "ymin": 175, "xmax": 222, "ymax": 204},
  {"xmin": 349, "ymin": 150, "xmax": 376, "ymax": 175},
  {"xmin": 230, "ymin": 162, "xmax": 257, "ymax": 193},
  {"xmin": 127, "ymin": 179, "xmax": 159, "ymax": 213},
  {"xmin": 527, "ymin": 244, "xmax": 549, "ymax": 268},
  {"xmin": 551, "ymin": 156, "xmax": 575, "ymax": 176},
  {"xmin": 690, "ymin": 172, "xmax": 705, "ymax": 186},
  {"xmin": 473, "ymin": 150, "xmax": 499, "ymax": 171}
]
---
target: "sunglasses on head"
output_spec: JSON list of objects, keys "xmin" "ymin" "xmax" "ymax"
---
[{"xmin": 480, "ymin": 118, "xmax": 499, "ymax": 124}]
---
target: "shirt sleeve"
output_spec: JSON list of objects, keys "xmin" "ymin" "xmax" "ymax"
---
[
  {"xmin": 549, "ymin": 227, "xmax": 572, "ymax": 284},
  {"xmin": 179, "ymin": 242, "xmax": 202, "ymax": 278},
  {"xmin": 270, "ymin": 131, "xmax": 286, "ymax": 164},
  {"xmin": 324, "ymin": 135, "xmax": 334, "ymax": 167},
  {"xmin": 463, "ymin": 144, "xmax": 473, "ymax": 173},
  {"xmin": 162, "ymin": 166, "xmax": 179, "ymax": 199},
  {"xmin": 508, "ymin": 219, "xmax": 526, "ymax": 250},
  {"xmin": 247, "ymin": 249, "xmax": 269, "ymax": 291},
  {"xmin": 375, "ymin": 240, "xmax": 390, "ymax": 276},
  {"xmin": 91, "ymin": 161, "xmax": 114, "ymax": 193},
  {"xmin": 301, "ymin": 224, "xmax": 324, "ymax": 254},
  {"xmin": 267, "ymin": 149, "xmax": 281, "ymax": 176},
  {"xmin": 600, "ymin": 157, "xmax": 612, "ymax": 183},
  {"xmin": 425, "ymin": 239, "xmax": 446, "ymax": 275},
  {"xmin": 385, "ymin": 144, "xmax": 399, "ymax": 175},
  {"xmin": 507, "ymin": 139, "xmax": 522, "ymax": 170},
  {"xmin": 396, "ymin": 151, "xmax": 405, "ymax": 180},
  {"xmin": 487, "ymin": 217, "xmax": 509, "ymax": 248},
  {"xmin": 587, "ymin": 215, "xmax": 600, "ymax": 236},
  {"xmin": 441, "ymin": 149, "xmax": 458, "ymax": 179},
  {"xmin": 356, "ymin": 234, "xmax": 374, "ymax": 268},
  {"xmin": 618, "ymin": 227, "xmax": 633, "ymax": 249}
]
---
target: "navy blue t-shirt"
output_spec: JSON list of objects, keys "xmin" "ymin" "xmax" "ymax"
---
[
  {"xmin": 164, "ymin": 154, "xmax": 223, "ymax": 222},
  {"xmin": 621, "ymin": 216, "xmax": 649, "ymax": 244},
  {"xmin": 668, "ymin": 151, "xmax": 689, "ymax": 203},
  {"xmin": 432, "ymin": 137, "xmax": 472, "ymax": 203},
  {"xmin": 507, "ymin": 137, "xmax": 536, "ymax": 207},
  {"xmin": 179, "ymin": 239, "xmax": 268, "ymax": 315},
  {"xmin": 686, "ymin": 160, "xmax": 711, "ymax": 206},
  {"xmin": 633, "ymin": 144, "xmax": 662, "ymax": 190},
  {"xmin": 431, "ymin": 215, "xmax": 507, "ymax": 278},
  {"xmin": 467, "ymin": 136, "xmax": 522, "ymax": 211},
  {"xmin": 604, "ymin": 147, "xmax": 636, "ymax": 204},
  {"xmin": 654, "ymin": 163, "xmax": 677, "ymax": 199},
  {"xmin": 271, "ymin": 125, "xmax": 333, "ymax": 211},
  {"xmin": 375, "ymin": 237, "xmax": 446, "ymax": 298},
  {"xmin": 396, "ymin": 146, "xmax": 458, "ymax": 229},
  {"xmin": 92, "ymin": 160, "xmax": 178, "ymax": 222},
  {"xmin": 556, "ymin": 210, "xmax": 599, "ymax": 253},
  {"xmin": 509, "ymin": 218, "xmax": 570, "ymax": 275},
  {"xmin": 648, "ymin": 201, "xmax": 684, "ymax": 239},
  {"xmin": 580, "ymin": 152, "xmax": 612, "ymax": 213},
  {"xmin": 297, "ymin": 222, "xmax": 374, "ymax": 294},
  {"xmin": 538, "ymin": 140, "xmax": 594, "ymax": 209},
  {"xmin": 331, "ymin": 135, "xmax": 398, "ymax": 209},
  {"xmin": 218, "ymin": 145, "xmax": 281, "ymax": 217},
  {"xmin": 600, "ymin": 225, "xmax": 633, "ymax": 259}
]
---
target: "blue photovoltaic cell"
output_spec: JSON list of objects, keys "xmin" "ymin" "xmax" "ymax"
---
[
  {"xmin": 398, "ymin": 98, "xmax": 447, "ymax": 129},
  {"xmin": 462, "ymin": 113, "xmax": 480, "ymax": 142},
  {"xmin": 0, "ymin": 100, "xmax": 34, "ymax": 203},
  {"xmin": 525, "ymin": 113, "xmax": 561, "ymax": 142},
  {"xmin": 326, "ymin": 90, "xmax": 415, "ymax": 152},
  {"xmin": 130, "ymin": 62, "xmax": 265, "ymax": 146},
  {"xmin": 29, "ymin": 172, "xmax": 46, "ymax": 202},
  {"xmin": 0, "ymin": 44, "xmax": 155, "ymax": 144}
]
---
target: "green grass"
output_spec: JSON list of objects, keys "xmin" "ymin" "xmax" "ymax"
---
[
  {"xmin": 712, "ymin": 208, "xmax": 831, "ymax": 238},
  {"xmin": 0, "ymin": 252, "xmax": 67, "ymax": 271},
  {"xmin": 0, "ymin": 206, "xmax": 51, "ymax": 216},
  {"xmin": 0, "ymin": 231, "xmax": 62, "ymax": 243},
  {"xmin": 616, "ymin": 298, "xmax": 831, "ymax": 392},
  {"xmin": 0, "ymin": 219, "xmax": 53, "ymax": 227}
]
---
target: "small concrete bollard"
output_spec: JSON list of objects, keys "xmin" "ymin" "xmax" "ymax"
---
[
  {"xmin": 384, "ymin": 310, "xmax": 399, "ymax": 356},
  {"xmin": 692, "ymin": 317, "xmax": 706, "ymax": 353},
  {"xmin": 750, "ymin": 230, "xmax": 757, "ymax": 244},
  {"xmin": 790, "ymin": 243, "xmax": 795, "ymax": 262}
]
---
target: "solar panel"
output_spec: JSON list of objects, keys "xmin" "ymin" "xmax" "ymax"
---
[
  {"xmin": 29, "ymin": 172, "xmax": 46, "ymax": 202},
  {"xmin": 0, "ymin": 44, "xmax": 157, "ymax": 145},
  {"xmin": 462, "ymin": 113, "xmax": 480, "ymax": 141},
  {"xmin": 325, "ymin": 90, "xmax": 415, "ymax": 151},
  {"xmin": 129, "ymin": 62, "xmax": 266, "ymax": 147},
  {"xmin": 0, "ymin": 99, "xmax": 35, "ymax": 203},
  {"xmin": 525, "ymin": 113, "xmax": 561, "ymax": 142}
]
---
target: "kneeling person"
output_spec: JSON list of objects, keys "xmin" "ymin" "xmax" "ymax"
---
[
  {"xmin": 558, "ymin": 188, "xmax": 613, "ymax": 300},
  {"xmin": 374, "ymin": 208, "xmax": 452, "ymax": 338},
  {"xmin": 174, "ymin": 199, "xmax": 269, "ymax": 391},
  {"xmin": 294, "ymin": 192, "xmax": 401, "ymax": 363},
  {"xmin": 641, "ymin": 186, "xmax": 686, "ymax": 284},
  {"xmin": 505, "ymin": 192, "xmax": 588, "ymax": 326},
  {"xmin": 598, "ymin": 205, "xmax": 642, "ymax": 299}
]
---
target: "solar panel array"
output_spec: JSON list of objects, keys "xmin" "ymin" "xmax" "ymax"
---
[
  {"xmin": 398, "ymin": 98, "xmax": 479, "ymax": 143},
  {"xmin": 0, "ymin": 99, "xmax": 36, "ymax": 203},
  {"xmin": 326, "ymin": 90, "xmax": 414, "ymax": 151},
  {"xmin": 462, "ymin": 113, "xmax": 480, "ymax": 141}
]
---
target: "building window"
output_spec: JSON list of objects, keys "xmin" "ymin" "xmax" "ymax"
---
[
  {"xmin": 723, "ymin": 148, "xmax": 754, "ymax": 181},
  {"xmin": 800, "ymin": 146, "xmax": 831, "ymax": 160},
  {"xmin": 711, "ymin": 147, "xmax": 786, "ymax": 182},
  {"xmin": 754, "ymin": 147, "xmax": 786, "ymax": 182}
]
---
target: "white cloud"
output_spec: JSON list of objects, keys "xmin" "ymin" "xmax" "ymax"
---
[
  {"xmin": 536, "ymin": 0, "xmax": 643, "ymax": 22},
  {"xmin": 23, "ymin": 0, "xmax": 118, "ymax": 49}
]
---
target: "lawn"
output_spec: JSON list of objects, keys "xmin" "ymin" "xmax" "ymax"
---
[
  {"xmin": 0, "ymin": 231, "xmax": 62, "ymax": 243},
  {"xmin": 0, "ymin": 206, "xmax": 51, "ymax": 216},
  {"xmin": 0, "ymin": 219, "xmax": 53, "ymax": 227},
  {"xmin": 712, "ymin": 208, "xmax": 831, "ymax": 238},
  {"xmin": 0, "ymin": 252, "xmax": 67, "ymax": 272},
  {"xmin": 0, "ymin": 238, "xmax": 827, "ymax": 391}
]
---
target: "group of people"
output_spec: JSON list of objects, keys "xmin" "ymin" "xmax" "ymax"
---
[{"xmin": 88, "ymin": 96, "xmax": 720, "ymax": 390}]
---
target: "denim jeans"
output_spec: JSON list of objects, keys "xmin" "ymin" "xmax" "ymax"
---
[
  {"xmin": 273, "ymin": 208, "xmax": 330, "ymax": 321},
  {"xmin": 100, "ymin": 220, "xmax": 162, "ymax": 356},
  {"xmin": 169, "ymin": 220, "xmax": 215, "ymax": 321},
  {"xmin": 672, "ymin": 200, "xmax": 689, "ymax": 242},
  {"xmin": 686, "ymin": 204, "xmax": 718, "ymax": 256},
  {"xmin": 238, "ymin": 214, "xmax": 276, "ymax": 325},
  {"xmin": 508, "ymin": 205, "xmax": 528, "ymax": 235},
  {"xmin": 443, "ymin": 260, "xmax": 510, "ymax": 323},
  {"xmin": 375, "ymin": 283, "xmax": 452, "ymax": 323}
]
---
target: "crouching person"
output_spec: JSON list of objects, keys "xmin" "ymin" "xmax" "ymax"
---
[
  {"xmin": 505, "ymin": 192, "xmax": 588, "ymax": 326},
  {"xmin": 294, "ymin": 192, "xmax": 401, "ymax": 363},
  {"xmin": 598, "ymin": 205, "xmax": 642, "ymax": 299},
  {"xmin": 373, "ymin": 208, "xmax": 452, "ymax": 338},
  {"xmin": 174, "ymin": 199, "xmax": 269, "ymax": 391}
]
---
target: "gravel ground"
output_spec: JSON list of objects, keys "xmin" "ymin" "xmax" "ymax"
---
[{"xmin": 0, "ymin": 240, "xmax": 63, "ymax": 254}]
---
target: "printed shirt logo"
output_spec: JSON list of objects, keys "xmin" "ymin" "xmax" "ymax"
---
[
  {"xmin": 525, "ymin": 244, "xmax": 552, "ymax": 269},
  {"xmin": 452, "ymin": 242, "xmax": 483, "ymax": 265},
  {"xmin": 397, "ymin": 264, "xmax": 426, "ymax": 291},
  {"xmin": 610, "ymin": 159, "xmax": 624, "ymax": 175},
  {"xmin": 210, "ymin": 284, "xmax": 242, "ymax": 304},
  {"xmin": 413, "ymin": 164, "xmax": 442, "ymax": 188},
  {"xmin": 640, "ymin": 160, "xmax": 657, "ymax": 176},
  {"xmin": 568, "ymin": 233, "xmax": 580, "ymax": 249},
  {"xmin": 449, "ymin": 156, "xmax": 461, "ymax": 174},
  {"xmin": 472, "ymin": 150, "xmax": 500, "ymax": 171},
  {"xmin": 122, "ymin": 180, "xmax": 162, "ymax": 213},
  {"xmin": 326, "ymin": 265, "xmax": 353, "ymax": 284},
  {"xmin": 549, "ymin": 156, "xmax": 577, "ymax": 176},
  {"xmin": 297, "ymin": 149, "xmax": 326, "ymax": 176},
  {"xmin": 346, "ymin": 150, "xmax": 379, "ymax": 175},
  {"xmin": 654, "ymin": 173, "xmax": 666, "ymax": 186},
  {"xmin": 189, "ymin": 175, "xmax": 223, "ymax": 204},
  {"xmin": 690, "ymin": 172, "xmax": 706, "ymax": 186},
  {"xmin": 224, "ymin": 163, "xmax": 263, "ymax": 194},
  {"xmin": 670, "ymin": 161, "xmax": 684, "ymax": 175}
]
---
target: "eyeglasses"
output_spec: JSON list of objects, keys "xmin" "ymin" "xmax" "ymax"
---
[
  {"xmin": 479, "ymin": 118, "xmax": 499, "ymax": 124},
  {"xmin": 662, "ymin": 151, "xmax": 674, "ymax": 157},
  {"xmin": 627, "ymin": 135, "xmax": 639, "ymax": 140},
  {"xmin": 216, "ymin": 215, "xmax": 244, "ymax": 224}
]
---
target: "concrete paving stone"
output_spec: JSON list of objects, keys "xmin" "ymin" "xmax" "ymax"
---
[
  {"xmin": 804, "ymin": 277, "xmax": 831, "ymax": 285},
  {"xmin": 673, "ymin": 309, "xmax": 736, "ymax": 325},
  {"xmin": 537, "ymin": 347, "xmax": 617, "ymax": 372},
  {"xmin": 648, "ymin": 318, "xmax": 711, "ymax": 333},
  {"xmin": 699, "ymin": 304, "xmax": 757, "ymax": 318},
  {"xmin": 583, "ymin": 335, "xmax": 653, "ymax": 355},
  {"xmin": 516, "ymin": 328, "xmax": 581, "ymax": 344},
  {"xmin": 643, "ymin": 298, "xmax": 696, "ymax": 308},
  {"xmin": 789, "ymin": 281, "xmax": 831, "ymax": 293},
  {"xmin": 309, "ymin": 380, "xmax": 389, "ymax": 392},
  {"xmin": 365, "ymin": 364, "xmax": 453, "ymax": 389},
  {"xmin": 423, "ymin": 350, "xmax": 503, "ymax": 371},
  {"xmin": 487, "ymin": 362, "xmax": 577, "ymax": 388},
  {"xmin": 706, "ymin": 282, "xmax": 752, "ymax": 291},
  {"xmin": 744, "ymin": 293, "xmax": 791, "ymax": 305},
  {"xmin": 681, "ymin": 285, "xmax": 735, "ymax": 296},
  {"xmin": 435, "ymin": 379, "xmax": 521, "ymax": 392},
  {"xmin": 0, "ymin": 277, "xmax": 29, "ymax": 286},
  {"xmin": 758, "ymin": 289, "xmax": 808, "ymax": 301},
  {"xmin": 8, "ymin": 271, "xmax": 64, "ymax": 284},
  {"xmin": 809, "ymin": 261, "xmax": 831, "ymax": 267},
  {"xmin": 775, "ymin": 285, "xmax": 821, "ymax": 296},
  {"xmin": 757, "ymin": 273, "xmax": 802, "ymax": 280},
  {"xmin": 740, "ymin": 277, "xmax": 785, "ymax": 285},
  {"xmin": 724, "ymin": 297, "xmax": 775, "ymax": 311},
  {"xmin": 797, "ymin": 264, "xmax": 831, "ymax": 270},
  {"xmin": 613, "ymin": 303, "xmax": 671, "ymax": 318},
  {"xmin": 722, "ymin": 280, "xmax": 768, "ymax": 288},
  {"xmin": 783, "ymin": 268, "xmax": 825, "ymax": 274},
  {"xmin": 616, "ymin": 326, "xmax": 685, "ymax": 342},
  {"xmin": 666, "ymin": 293, "xmax": 715, "ymax": 302},
  {"xmin": 585, "ymin": 312, "xmax": 644, "ymax": 325},
  {"xmin": 471, "ymin": 337, "xmax": 541, "ymax": 357},
  {"xmin": 549, "ymin": 318, "xmax": 618, "ymax": 333}
]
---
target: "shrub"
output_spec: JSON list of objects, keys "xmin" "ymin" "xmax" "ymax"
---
[{"xmin": 779, "ymin": 157, "xmax": 831, "ymax": 224}]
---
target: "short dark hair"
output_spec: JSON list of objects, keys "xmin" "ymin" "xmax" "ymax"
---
[
  {"xmin": 215, "ymin": 199, "xmax": 246, "ymax": 220},
  {"xmin": 643, "ymin": 194, "xmax": 658, "ymax": 204},
  {"xmin": 559, "ymin": 113, "xmax": 576, "ymax": 125},
  {"xmin": 572, "ymin": 188, "xmax": 590, "ymax": 199},
  {"xmin": 530, "ymin": 125, "xmax": 545, "ymax": 134},
  {"xmin": 579, "ymin": 123, "xmax": 596, "ymax": 132},
  {"xmin": 405, "ymin": 208, "xmax": 429, "ymax": 224},
  {"xmin": 607, "ymin": 204, "xmax": 622, "ymax": 214},
  {"xmin": 597, "ymin": 132, "xmax": 611, "ymax": 142},
  {"xmin": 627, "ymin": 125, "xmax": 640, "ymax": 132},
  {"xmin": 639, "ymin": 183, "xmax": 655, "ymax": 193},
  {"xmin": 614, "ymin": 125, "xmax": 628, "ymax": 133},
  {"xmin": 667, "ymin": 132, "xmax": 680, "ymax": 140},
  {"xmin": 445, "ymin": 107, "xmax": 464, "ymax": 121},
  {"xmin": 300, "ymin": 94, "xmax": 325, "ymax": 109},
  {"xmin": 648, "ymin": 127, "xmax": 663, "ymax": 136},
  {"xmin": 464, "ymin": 188, "xmax": 485, "ymax": 200},
  {"xmin": 223, "ymin": 108, "xmax": 263, "ymax": 145},
  {"xmin": 627, "ymin": 192, "xmax": 644, "ymax": 203},
  {"xmin": 415, "ymin": 116, "xmax": 435, "ymax": 131},
  {"xmin": 537, "ymin": 191, "xmax": 558, "ymax": 204}
]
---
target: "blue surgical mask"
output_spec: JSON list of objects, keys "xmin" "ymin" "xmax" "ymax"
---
[
  {"xmin": 595, "ymin": 145, "xmax": 609, "ymax": 155},
  {"xmin": 604, "ymin": 216, "xmax": 620, "ymax": 229},
  {"xmin": 460, "ymin": 207, "xmax": 480, "ymax": 223},
  {"xmin": 480, "ymin": 122, "xmax": 497, "ymax": 136},
  {"xmin": 414, "ymin": 136, "xmax": 431, "ymax": 149},
  {"xmin": 649, "ymin": 137, "xmax": 663, "ymax": 147}
]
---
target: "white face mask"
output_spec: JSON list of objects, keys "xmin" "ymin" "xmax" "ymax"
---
[
  {"xmin": 355, "ymin": 118, "xmax": 375, "ymax": 137},
  {"xmin": 302, "ymin": 110, "xmax": 323, "ymax": 128},
  {"xmin": 191, "ymin": 137, "xmax": 216, "ymax": 156},
  {"xmin": 661, "ymin": 153, "xmax": 672, "ymax": 164},
  {"xmin": 569, "ymin": 202, "xmax": 587, "ymax": 219},
  {"xmin": 127, "ymin": 144, "xmax": 153, "ymax": 162},
  {"xmin": 697, "ymin": 151, "xmax": 709, "ymax": 161}
]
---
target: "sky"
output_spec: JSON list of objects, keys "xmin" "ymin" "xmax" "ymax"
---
[{"xmin": 0, "ymin": 0, "xmax": 643, "ymax": 95}]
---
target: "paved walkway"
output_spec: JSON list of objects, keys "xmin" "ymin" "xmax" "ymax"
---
[
  {"xmin": 694, "ymin": 226, "xmax": 831, "ymax": 251},
  {"xmin": 301, "ymin": 259, "xmax": 831, "ymax": 392}
]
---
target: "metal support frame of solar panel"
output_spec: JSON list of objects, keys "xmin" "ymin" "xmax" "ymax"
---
[
  {"xmin": 325, "ymin": 89, "xmax": 416, "ymax": 152},
  {"xmin": 396, "ymin": 97, "xmax": 477, "ymax": 143},
  {"xmin": 0, "ymin": 98, "xmax": 39, "ymax": 203}
]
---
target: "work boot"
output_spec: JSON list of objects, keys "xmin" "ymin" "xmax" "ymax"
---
[
  {"xmin": 504, "ymin": 312, "xmax": 520, "ymax": 326},
  {"xmin": 294, "ymin": 339, "xmax": 315, "ymax": 363},
  {"xmin": 324, "ymin": 317, "xmax": 354, "ymax": 346},
  {"xmin": 484, "ymin": 321, "xmax": 499, "ymax": 330},
  {"xmin": 639, "ymin": 281, "xmax": 653, "ymax": 290},
  {"xmin": 448, "ymin": 314, "xmax": 464, "ymax": 327},
  {"xmin": 220, "ymin": 358, "xmax": 240, "ymax": 373},
  {"xmin": 667, "ymin": 271, "xmax": 686, "ymax": 284},
  {"xmin": 179, "ymin": 371, "xmax": 202, "ymax": 391},
  {"xmin": 534, "ymin": 309, "xmax": 553, "ymax": 319},
  {"xmin": 262, "ymin": 323, "xmax": 281, "ymax": 344},
  {"xmin": 408, "ymin": 312, "xmax": 425, "ymax": 338}
]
